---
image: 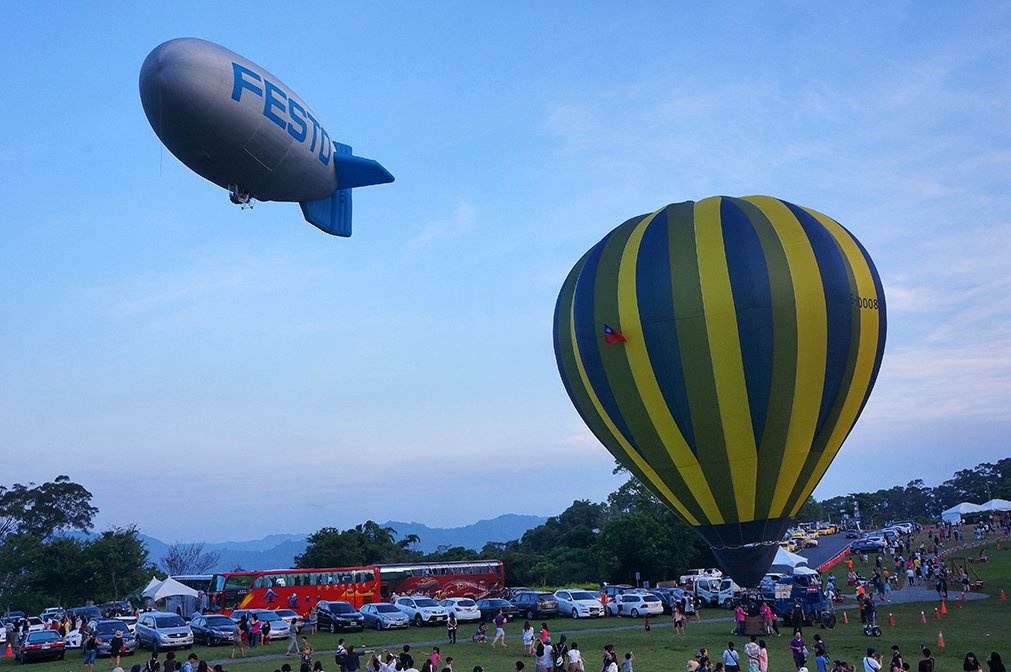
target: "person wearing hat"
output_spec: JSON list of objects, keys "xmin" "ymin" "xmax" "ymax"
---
[
  {"xmin": 108, "ymin": 631, "xmax": 125, "ymax": 670},
  {"xmin": 864, "ymin": 649, "xmax": 882, "ymax": 672}
]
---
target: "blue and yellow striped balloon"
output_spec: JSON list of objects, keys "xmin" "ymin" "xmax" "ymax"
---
[{"xmin": 552, "ymin": 196, "xmax": 886, "ymax": 586}]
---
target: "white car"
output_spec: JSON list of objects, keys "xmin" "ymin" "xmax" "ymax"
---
[
  {"xmin": 678, "ymin": 568, "xmax": 723, "ymax": 585},
  {"xmin": 439, "ymin": 598, "xmax": 481, "ymax": 622},
  {"xmin": 64, "ymin": 629, "xmax": 83, "ymax": 649},
  {"xmin": 40, "ymin": 608, "xmax": 65, "ymax": 622},
  {"xmin": 554, "ymin": 590, "xmax": 604, "ymax": 619},
  {"xmin": 394, "ymin": 597, "xmax": 449, "ymax": 627},
  {"xmin": 26, "ymin": 617, "xmax": 46, "ymax": 633},
  {"xmin": 607, "ymin": 593, "xmax": 663, "ymax": 618}
]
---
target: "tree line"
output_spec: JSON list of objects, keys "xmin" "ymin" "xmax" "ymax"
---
[
  {"xmin": 815, "ymin": 458, "xmax": 1011, "ymax": 525},
  {"xmin": 3, "ymin": 458, "xmax": 1005, "ymax": 611},
  {"xmin": 294, "ymin": 467, "xmax": 718, "ymax": 588},
  {"xmin": 0, "ymin": 476, "xmax": 151, "ymax": 614}
]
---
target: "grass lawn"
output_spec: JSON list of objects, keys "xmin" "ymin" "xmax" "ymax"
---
[{"xmin": 5, "ymin": 537, "xmax": 1009, "ymax": 672}]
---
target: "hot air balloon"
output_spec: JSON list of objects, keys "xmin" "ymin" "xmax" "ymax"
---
[{"xmin": 552, "ymin": 196, "xmax": 886, "ymax": 586}]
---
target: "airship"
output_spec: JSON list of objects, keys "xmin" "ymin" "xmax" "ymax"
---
[{"xmin": 139, "ymin": 38, "xmax": 394, "ymax": 237}]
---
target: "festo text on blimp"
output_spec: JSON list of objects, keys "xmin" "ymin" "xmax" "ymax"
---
[{"xmin": 231, "ymin": 62, "xmax": 333, "ymax": 166}]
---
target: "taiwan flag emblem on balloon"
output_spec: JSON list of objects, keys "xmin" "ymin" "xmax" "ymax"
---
[{"xmin": 552, "ymin": 196, "xmax": 886, "ymax": 586}]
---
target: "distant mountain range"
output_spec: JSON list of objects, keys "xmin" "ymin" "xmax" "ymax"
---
[{"xmin": 137, "ymin": 514, "xmax": 547, "ymax": 573}]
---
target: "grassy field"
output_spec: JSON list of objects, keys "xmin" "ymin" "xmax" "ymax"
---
[{"xmin": 5, "ymin": 538, "xmax": 1009, "ymax": 672}]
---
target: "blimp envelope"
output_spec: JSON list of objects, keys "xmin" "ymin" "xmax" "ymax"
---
[{"xmin": 140, "ymin": 38, "xmax": 393, "ymax": 237}]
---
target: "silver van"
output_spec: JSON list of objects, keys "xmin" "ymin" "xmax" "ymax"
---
[{"xmin": 135, "ymin": 612, "xmax": 193, "ymax": 651}]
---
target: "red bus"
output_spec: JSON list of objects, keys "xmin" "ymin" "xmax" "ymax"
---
[
  {"xmin": 207, "ymin": 566, "xmax": 380, "ymax": 616},
  {"xmin": 377, "ymin": 560, "xmax": 505, "ymax": 601}
]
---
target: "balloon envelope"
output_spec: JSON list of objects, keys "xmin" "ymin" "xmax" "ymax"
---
[{"xmin": 552, "ymin": 196, "xmax": 886, "ymax": 586}]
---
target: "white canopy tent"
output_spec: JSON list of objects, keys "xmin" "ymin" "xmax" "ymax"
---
[
  {"xmin": 770, "ymin": 547, "xmax": 810, "ymax": 569},
  {"xmin": 940, "ymin": 502, "xmax": 982, "ymax": 523},
  {"xmin": 142, "ymin": 576, "xmax": 162, "ymax": 595},
  {"xmin": 979, "ymin": 498, "xmax": 1011, "ymax": 512},
  {"xmin": 142, "ymin": 577, "xmax": 199, "ymax": 601}
]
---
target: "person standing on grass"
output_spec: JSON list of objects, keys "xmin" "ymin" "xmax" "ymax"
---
[
  {"xmin": 108, "ymin": 630, "xmax": 125, "ymax": 670},
  {"xmin": 300, "ymin": 639, "xmax": 314, "ymax": 672},
  {"xmin": 566, "ymin": 643, "xmax": 583, "ymax": 672},
  {"xmin": 790, "ymin": 631, "xmax": 807, "ymax": 670},
  {"xmin": 83, "ymin": 629, "xmax": 98, "ymax": 672},
  {"xmin": 723, "ymin": 642, "xmax": 740, "ymax": 672},
  {"xmin": 447, "ymin": 614, "xmax": 458, "ymax": 645},
  {"xmin": 492, "ymin": 610, "xmax": 507, "ymax": 649},
  {"xmin": 522, "ymin": 622, "xmax": 535, "ymax": 656},
  {"xmin": 758, "ymin": 641, "xmax": 769, "ymax": 672},
  {"xmin": 231, "ymin": 618, "xmax": 246, "ymax": 658},
  {"xmin": 745, "ymin": 637, "xmax": 761, "ymax": 672},
  {"xmin": 287, "ymin": 617, "xmax": 300, "ymax": 656}
]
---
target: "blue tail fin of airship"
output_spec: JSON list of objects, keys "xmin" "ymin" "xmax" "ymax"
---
[
  {"xmin": 300, "ymin": 188, "xmax": 353, "ymax": 237},
  {"xmin": 299, "ymin": 143, "xmax": 394, "ymax": 237}
]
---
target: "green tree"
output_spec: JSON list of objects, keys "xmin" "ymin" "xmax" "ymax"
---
[
  {"xmin": 84, "ymin": 526, "xmax": 152, "ymax": 600},
  {"xmin": 0, "ymin": 475, "xmax": 98, "ymax": 540}
]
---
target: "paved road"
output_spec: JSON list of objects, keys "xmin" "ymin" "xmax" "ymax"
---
[{"xmin": 795, "ymin": 533, "xmax": 852, "ymax": 568}]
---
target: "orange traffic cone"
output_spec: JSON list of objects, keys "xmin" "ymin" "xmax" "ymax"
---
[
  {"xmin": 934, "ymin": 608, "xmax": 941, "ymax": 620},
  {"xmin": 1001, "ymin": 589, "xmax": 1007, "ymax": 601},
  {"xmin": 941, "ymin": 601, "xmax": 947, "ymax": 614},
  {"xmin": 888, "ymin": 613, "xmax": 895, "ymax": 626},
  {"xmin": 961, "ymin": 592, "xmax": 968, "ymax": 602},
  {"xmin": 842, "ymin": 611, "xmax": 848, "ymax": 624},
  {"xmin": 920, "ymin": 611, "xmax": 927, "ymax": 624},
  {"xmin": 938, "ymin": 631, "xmax": 945, "ymax": 648},
  {"xmin": 955, "ymin": 599, "xmax": 960, "ymax": 609},
  {"xmin": 5, "ymin": 641, "xmax": 12, "ymax": 657}
]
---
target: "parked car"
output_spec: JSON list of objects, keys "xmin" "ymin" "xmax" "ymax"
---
[
  {"xmin": 553, "ymin": 590, "xmax": 603, "ymax": 619},
  {"xmin": 511, "ymin": 592, "xmax": 559, "ymax": 620},
  {"xmin": 15, "ymin": 630, "xmax": 66, "ymax": 663},
  {"xmin": 63, "ymin": 629, "xmax": 83, "ymax": 649},
  {"xmin": 439, "ymin": 598, "xmax": 482, "ymax": 622},
  {"xmin": 659, "ymin": 587, "xmax": 695, "ymax": 614},
  {"xmin": 101, "ymin": 602, "xmax": 133, "ymax": 618},
  {"xmin": 39, "ymin": 608, "xmax": 66, "ymax": 622},
  {"xmin": 600, "ymin": 585, "xmax": 633, "ymax": 602},
  {"xmin": 314, "ymin": 601, "xmax": 365, "ymax": 633},
  {"xmin": 68, "ymin": 607, "xmax": 102, "ymax": 623},
  {"xmin": 503, "ymin": 588, "xmax": 534, "ymax": 600},
  {"xmin": 851, "ymin": 537, "xmax": 886, "ymax": 553},
  {"xmin": 801, "ymin": 536, "xmax": 820, "ymax": 548},
  {"xmin": 16, "ymin": 617, "xmax": 46, "ymax": 634},
  {"xmin": 845, "ymin": 529, "xmax": 862, "ymax": 539},
  {"xmin": 84, "ymin": 619, "xmax": 138, "ymax": 656},
  {"xmin": 116, "ymin": 616, "xmax": 138, "ymax": 634},
  {"xmin": 188, "ymin": 615, "xmax": 236, "ymax": 646},
  {"xmin": 678, "ymin": 568, "xmax": 723, "ymax": 585},
  {"xmin": 272, "ymin": 609, "xmax": 304, "ymax": 633},
  {"xmin": 607, "ymin": 592, "xmax": 664, "ymax": 618},
  {"xmin": 475, "ymin": 599, "xmax": 518, "ymax": 623},
  {"xmin": 394, "ymin": 596, "xmax": 448, "ymax": 627},
  {"xmin": 134, "ymin": 612, "xmax": 193, "ymax": 651},
  {"xmin": 359, "ymin": 603, "xmax": 409, "ymax": 630},
  {"xmin": 227, "ymin": 610, "xmax": 289, "ymax": 640}
]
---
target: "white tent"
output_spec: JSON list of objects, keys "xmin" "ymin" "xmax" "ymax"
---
[
  {"xmin": 979, "ymin": 498, "xmax": 1011, "ymax": 512},
  {"xmin": 142, "ymin": 576, "xmax": 162, "ymax": 595},
  {"xmin": 940, "ymin": 502, "xmax": 982, "ymax": 523},
  {"xmin": 770, "ymin": 547, "xmax": 810, "ymax": 569},
  {"xmin": 143, "ymin": 577, "xmax": 199, "ymax": 601}
]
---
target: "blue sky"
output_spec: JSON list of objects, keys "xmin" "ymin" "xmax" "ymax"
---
[{"xmin": 2, "ymin": 2, "xmax": 1010, "ymax": 541}]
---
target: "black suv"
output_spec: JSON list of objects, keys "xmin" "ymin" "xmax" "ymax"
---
[
  {"xmin": 314, "ymin": 601, "xmax": 364, "ymax": 633},
  {"xmin": 511, "ymin": 592, "xmax": 559, "ymax": 619}
]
